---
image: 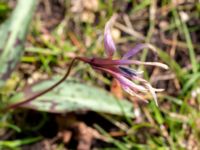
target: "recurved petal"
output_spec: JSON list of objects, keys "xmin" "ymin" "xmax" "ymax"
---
[
  {"xmin": 122, "ymin": 43, "xmax": 157, "ymax": 59},
  {"xmin": 117, "ymin": 60, "xmax": 169, "ymax": 70},
  {"xmin": 104, "ymin": 15, "xmax": 117, "ymax": 57}
]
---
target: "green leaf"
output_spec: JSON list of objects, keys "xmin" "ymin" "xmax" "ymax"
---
[
  {"xmin": 9, "ymin": 78, "xmax": 134, "ymax": 117},
  {"xmin": 0, "ymin": 0, "xmax": 37, "ymax": 87},
  {"xmin": 181, "ymin": 73, "xmax": 200, "ymax": 95},
  {"xmin": 0, "ymin": 137, "xmax": 42, "ymax": 149}
]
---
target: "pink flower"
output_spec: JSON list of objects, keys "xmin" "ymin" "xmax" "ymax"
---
[
  {"xmin": 77, "ymin": 15, "xmax": 168, "ymax": 106},
  {"xmin": 6, "ymin": 15, "xmax": 169, "ymax": 110}
]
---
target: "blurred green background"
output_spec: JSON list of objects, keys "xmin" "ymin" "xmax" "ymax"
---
[{"xmin": 0, "ymin": 0, "xmax": 200, "ymax": 149}]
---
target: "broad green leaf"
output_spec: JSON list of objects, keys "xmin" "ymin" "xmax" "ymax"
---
[
  {"xmin": 8, "ymin": 78, "xmax": 134, "ymax": 117},
  {"xmin": 0, "ymin": 0, "xmax": 37, "ymax": 87}
]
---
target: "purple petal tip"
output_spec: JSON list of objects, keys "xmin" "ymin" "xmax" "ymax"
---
[{"xmin": 122, "ymin": 43, "xmax": 157, "ymax": 60}]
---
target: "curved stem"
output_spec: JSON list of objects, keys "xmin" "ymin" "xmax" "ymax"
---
[{"xmin": 6, "ymin": 58, "xmax": 78, "ymax": 110}]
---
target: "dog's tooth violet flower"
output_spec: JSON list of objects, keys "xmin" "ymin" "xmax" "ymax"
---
[
  {"xmin": 6, "ymin": 15, "xmax": 168, "ymax": 110},
  {"xmin": 77, "ymin": 15, "xmax": 168, "ymax": 106}
]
